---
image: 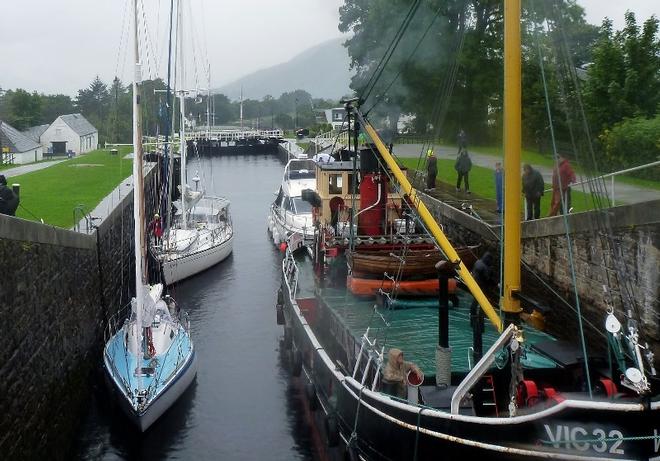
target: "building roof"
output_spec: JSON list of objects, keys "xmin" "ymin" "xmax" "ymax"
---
[
  {"xmin": 59, "ymin": 113, "xmax": 97, "ymax": 136},
  {"xmin": 22, "ymin": 124, "xmax": 49, "ymax": 143},
  {"xmin": 0, "ymin": 120, "xmax": 41, "ymax": 153}
]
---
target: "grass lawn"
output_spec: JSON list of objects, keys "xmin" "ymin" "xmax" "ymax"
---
[
  {"xmin": 297, "ymin": 142, "xmax": 310, "ymax": 152},
  {"xmin": 398, "ymin": 157, "xmax": 599, "ymax": 215},
  {"xmin": 9, "ymin": 147, "xmax": 133, "ymax": 228},
  {"xmin": 468, "ymin": 145, "xmax": 660, "ymax": 191}
]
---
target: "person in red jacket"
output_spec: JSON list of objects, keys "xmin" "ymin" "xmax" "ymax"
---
[
  {"xmin": 149, "ymin": 213, "xmax": 164, "ymax": 245},
  {"xmin": 549, "ymin": 154, "xmax": 576, "ymax": 216}
]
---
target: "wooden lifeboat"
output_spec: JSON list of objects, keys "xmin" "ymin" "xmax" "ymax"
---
[
  {"xmin": 347, "ymin": 245, "xmax": 479, "ymax": 279},
  {"xmin": 347, "ymin": 275, "xmax": 457, "ymax": 297}
]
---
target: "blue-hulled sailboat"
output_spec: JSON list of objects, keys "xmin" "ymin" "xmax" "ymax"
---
[{"xmin": 103, "ymin": 0, "xmax": 197, "ymax": 432}]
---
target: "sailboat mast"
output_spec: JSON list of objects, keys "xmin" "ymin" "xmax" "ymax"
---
[
  {"xmin": 178, "ymin": 2, "xmax": 187, "ymax": 230},
  {"xmin": 502, "ymin": 0, "xmax": 522, "ymax": 318},
  {"xmin": 179, "ymin": 92, "xmax": 187, "ymax": 229},
  {"xmin": 207, "ymin": 64, "xmax": 211, "ymax": 139},
  {"xmin": 240, "ymin": 86, "xmax": 244, "ymax": 131},
  {"xmin": 132, "ymin": 0, "xmax": 145, "ymax": 389}
]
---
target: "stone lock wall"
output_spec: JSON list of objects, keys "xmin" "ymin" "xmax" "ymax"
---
[
  {"xmin": 0, "ymin": 219, "xmax": 100, "ymax": 460},
  {"xmin": 420, "ymin": 193, "xmax": 660, "ymax": 360},
  {"xmin": 0, "ymin": 168, "xmax": 158, "ymax": 460}
]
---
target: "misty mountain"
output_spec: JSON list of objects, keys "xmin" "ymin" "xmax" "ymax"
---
[{"xmin": 215, "ymin": 38, "xmax": 353, "ymax": 101}]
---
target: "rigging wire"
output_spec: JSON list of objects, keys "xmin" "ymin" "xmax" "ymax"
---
[
  {"xmin": 115, "ymin": 0, "xmax": 131, "ymax": 79},
  {"xmin": 138, "ymin": 0, "xmax": 154, "ymax": 79},
  {"xmin": 364, "ymin": 5, "xmax": 443, "ymax": 116},
  {"xmin": 185, "ymin": 0, "xmax": 202, "ymax": 92},
  {"xmin": 535, "ymin": 25, "xmax": 592, "ymax": 398},
  {"xmin": 198, "ymin": 0, "xmax": 212, "ymax": 85},
  {"xmin": 358, "ymin": 0, "xmax": 422, "ymax": 104},
  {"xmin": 410, "ymin": 2, "xmax": 470, "ymax": 184},
  {"xmin": 359, "ymin": 111, "xmax": 615, "ymax": 355},
  {"xmin": 544, "ymin": 2, "xmax": 641, "ymax": 324}
]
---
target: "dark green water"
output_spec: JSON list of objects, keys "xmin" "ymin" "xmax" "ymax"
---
[{"xmin": 76, "ymin": 154, "xmax": 316, "ymax": 460}]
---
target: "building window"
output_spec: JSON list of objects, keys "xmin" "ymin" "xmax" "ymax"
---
[{"xmin": 328, "ymin": 174, "xmax": 343, "ymax": 195}]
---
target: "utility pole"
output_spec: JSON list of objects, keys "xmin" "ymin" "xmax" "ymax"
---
[{"xmin": 240, "ymin": 85, "xmax": 244, "ymax": 131}]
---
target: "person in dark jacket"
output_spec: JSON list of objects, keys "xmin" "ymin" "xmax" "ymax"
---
[
  {"xmin": 0, "ymin": 175, "xmax": 19, "ymax": 216},
  {"xmin": 522, "ymin": 164, "xmax": 544, "ymax": 220},
  {"xmin": 469, "ymin": 252, "xmax": 495, "ymax": 363},
  {"xmin": 471, "ymin": 252, "xmax": 495, "ymax": 287},
  {"xmin": 454, "ymin": 148, "xmax": 472, "ymax": 193},
  {"xmin": 426, "ymin": 149, "xmax": 437, "ymax": 190}
]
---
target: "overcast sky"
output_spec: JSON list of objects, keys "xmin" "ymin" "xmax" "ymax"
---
[{"xmin": 0, "ymin": 0, "xmax": 656, "ymax": 97}]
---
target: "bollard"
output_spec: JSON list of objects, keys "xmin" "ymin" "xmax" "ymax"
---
[
  {"xmin": 12, "ymin": 183, "xmax": 20, "ymax": 199},
  {"xmin": 435, "ymin": 259, "xmax": 458, "ymax": 387}
]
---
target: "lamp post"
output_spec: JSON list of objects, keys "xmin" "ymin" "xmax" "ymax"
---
[{"xmin": 294, "ymin": 97, "xmax": 298, "ymax": 130}]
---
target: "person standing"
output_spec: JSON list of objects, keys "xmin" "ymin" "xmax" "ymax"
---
[
  {"xmin": 549, "ymin": 154, "xmax": 576, "ymax": 216},
  {"xmin": 469, "ymin": 252, "xmax": 495, "ymax": 363},
  {"xmin": 0, "ymin": 175, "xmax": 19, "ymax": 216},
  {"xmin": 383, "ymin": 348, "xmax": 422, "ymax": 398},
  {"xmin": 494, "ymin": 162, "xmax": 504, "ymax": 213},
  {"xmin": 454, "ymin": 148, "xmax": 472, "ymax": 194},
  {"xmin": 522, "ymin": 164, "xmax": 545, "ymax": 220},
  {"xmin": 426, "ymin": 148, "xmax": 437, "ymax": 190},
  {"xmin": 149, "ymin": 213, "xmax": 164, "ymax": 245}
]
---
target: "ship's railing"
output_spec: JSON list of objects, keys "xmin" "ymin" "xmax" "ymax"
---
[
  {"xmin": 283, "ymin": 248, "xmax": 299, "ymax": 298},
  {"xmin": 352, "ymin": 328, "xmax": 384, "ymax": 391},
  {"xmin": 187, "ymin": 128, "xmax": 284, "ymax": 141},
  {"xmin": 105, "ymin": 301, "xmax": 133, "ymax": 343},
  {"xmin": 313, "ymin": 129, "xmax": 349, "ymax": 152},
  {"xmin": 103, "ymin": 296, "xmax": 190, "ymax": 342},
  {"xmin": 543, "ymin": 159, "xmax": 660, "ymax": 206},
  {"xmin": 144, "ymin": 129, "xmax": 284, "ymax": 144}
]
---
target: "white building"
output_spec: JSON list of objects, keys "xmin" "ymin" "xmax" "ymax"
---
[
  {"xmin": 40, "ymin": 113, "xmax": 98, "ymax": 155},
  {"xmin": 0, "ymin": 120, "xmax": 43, "ymax": 165},
  {"xmin": 324, "ymin": 107, "xmax": 348, "ymax": 131}
]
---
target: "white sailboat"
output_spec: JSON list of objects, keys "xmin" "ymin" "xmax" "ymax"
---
[
  {"xmin": 155, "ymin": 3, "xmax": 233, "ymax": 285},
  {"xmin": 103, "ymin": 0, "xmax": 197, "ymax": 432}
]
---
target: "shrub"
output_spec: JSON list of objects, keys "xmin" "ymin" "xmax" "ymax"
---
[{"xmin": 600, "ymin": 115, "xmax": 660, "ymax": 180}]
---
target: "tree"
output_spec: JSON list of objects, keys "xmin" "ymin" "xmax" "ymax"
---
[
  {"xmin": 75, "ymin": 76, "xmax": 110, "ymax": 130},
  {"xmin": 40, "ymin": 94, "xmax": 75, "ymax": 125},
  {"xmin": 274, "ymin": 113, "xmax": 294, "ymax": 130},
  {"xmin": 338, "ymin": 0, "xmax": 598, "ymax": 146},
  {"xmin": 6, "ymin": 89, "xmax": 42, "ymax": 130},
  {"xmin": 584, "ymin": 13, "xmax": 660, "ymax": 132},
  {"xmin": 211, "ymin": 93, "xmax": 237, "ymax": 124},
  {"xmin": 106, "ymin": 77, "xmax": 131, "ymax": 143}
]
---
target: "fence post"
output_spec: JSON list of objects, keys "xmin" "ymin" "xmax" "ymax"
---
[{"xmin": 611, "ymin": 175, "xmax": 615, "ymax": 207}]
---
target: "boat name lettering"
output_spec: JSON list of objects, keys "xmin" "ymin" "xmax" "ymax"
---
[{"xmin": 543, "ymin": 425, "xmax": 624, "ymax": 455}]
